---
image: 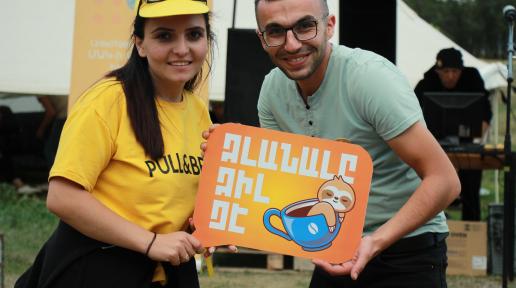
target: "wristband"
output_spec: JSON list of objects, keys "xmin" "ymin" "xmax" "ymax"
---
[{"xmin": 145, "ymin": 232, "xmax": 157, "ymax": 257}]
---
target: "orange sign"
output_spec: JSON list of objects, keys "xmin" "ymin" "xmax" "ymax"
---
[{"xmin": 193, "ymin": 124, "xmax": 373, "ymax": 263}]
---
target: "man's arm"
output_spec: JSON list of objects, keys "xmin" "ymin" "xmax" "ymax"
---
[
  {"xmin": 467, "ymin": 68, "xmax": 492, "ymax": 124},
  {"xmin": 36, "ymin": 96, "xmax": 56, "ymax": 139},
  {"xmin": 314, "ymin": 121, "xmax": 460, "ymax": 279},
  {"xmin": 370, "ymin": 121, "xmax": 460, "ymax": 250}
]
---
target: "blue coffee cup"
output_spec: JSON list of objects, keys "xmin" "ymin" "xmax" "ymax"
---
[{"xmin": 263, "ymin": 198, "xmax": 342, "ymax": 251}]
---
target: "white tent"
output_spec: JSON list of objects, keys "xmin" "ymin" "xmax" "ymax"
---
[
  {"xmin": 0, "ymin": 1, "xmax": 75, "ymax": 96},
  {"xmin": 396, "ymin": 0, "xmax": 507, "ymax": 90}
]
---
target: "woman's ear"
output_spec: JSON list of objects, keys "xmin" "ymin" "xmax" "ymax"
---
[{"xmin": 134, "ymin": 36, "xmax": 146, "ymax": 57}]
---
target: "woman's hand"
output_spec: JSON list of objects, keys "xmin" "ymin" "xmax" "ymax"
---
[
  {"xmin": 147, "ymin": 231, "xmax": 204, "ymax": 266},
  {"xmin": 187, "ymin": 217, "xmax": 238, "ymax": 258}
]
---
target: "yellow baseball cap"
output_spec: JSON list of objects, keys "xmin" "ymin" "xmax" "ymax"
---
[{"xmin": 138, "ymin": 0, "xmax": 209, "ymax": 18}]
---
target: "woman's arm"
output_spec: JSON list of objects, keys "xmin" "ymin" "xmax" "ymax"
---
[{"xmin": 47, "ymin": 177, "xmax": 203, "ymax": 265}]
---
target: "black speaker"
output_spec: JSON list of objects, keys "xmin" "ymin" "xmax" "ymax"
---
[
  {"xmin": 339, "ymin": 0, "xmax": 397, "ymax": 64},
  {"xmin": 224, "ymin": 28, "xmax": 275, "ymax": 126}
]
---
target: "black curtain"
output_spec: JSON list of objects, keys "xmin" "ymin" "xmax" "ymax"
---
[
  {"xmin": 339, "ymin": 0, "xmax": 397, "ymax": 64},
  {"xmin": 223, "ymin": 28, "xmax": 274, "ymax": 126}
]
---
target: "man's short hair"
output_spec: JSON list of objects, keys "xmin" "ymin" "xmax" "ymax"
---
[
  {"xmin": 435, "ymin": 47, "xmax": 463, "ymax": 69},
  {"xmin": 254, "ymin": 0, "xmax": 329, "ymax": 21}
]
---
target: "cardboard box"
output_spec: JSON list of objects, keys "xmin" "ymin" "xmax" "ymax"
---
[{"xmin": 446, "ymin": 220, "xmax": 487, "ymax": 276}]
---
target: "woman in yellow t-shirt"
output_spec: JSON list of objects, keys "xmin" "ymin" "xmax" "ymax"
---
[{"xmin": 16, "ymin": 1, "xmax": 214, "ymax": 287}]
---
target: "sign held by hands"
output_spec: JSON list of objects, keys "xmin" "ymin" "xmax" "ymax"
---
[{"xmin": 193, "ymin": 124, "xmax": 373, "ymax": 263}]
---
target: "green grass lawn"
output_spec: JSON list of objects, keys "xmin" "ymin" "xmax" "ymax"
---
[{"xmin": 0, "ymin": 184, "xmax": 58, "ymax": 287}]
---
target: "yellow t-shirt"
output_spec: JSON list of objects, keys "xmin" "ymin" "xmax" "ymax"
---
[{"xmin": 50, "ymin": 78, "xmax": 211, "ymax": 281}]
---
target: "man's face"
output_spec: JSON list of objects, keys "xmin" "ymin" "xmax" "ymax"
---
[
  {"xmin": 436, "ymin": 68, "xmax": 462, "ymax": 89},
  {"xmin": 256, "ymin": 0, "xmax": 335, "ymax": 81}
]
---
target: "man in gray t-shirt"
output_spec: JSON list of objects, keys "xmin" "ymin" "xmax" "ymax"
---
[{"xmin": 253, "ymin": 0, "xmax": 460, "ymax": 287}]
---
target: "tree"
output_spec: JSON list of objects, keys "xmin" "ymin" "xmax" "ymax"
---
[{"xmin": 403, "ymin": 0, "xmax": 516, "ymax": 59}]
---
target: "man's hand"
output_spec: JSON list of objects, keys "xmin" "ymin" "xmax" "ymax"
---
[
  {"xmin": 200, "ymin": 124, "xmax": 220, "ymax": 157},
  {"xmin": 204, "ymin": 245, "xmax": 238, "ymax": 258},
  {"xmin": 312, "ymin": 235, "xmax": 380, "ymax": 280}
]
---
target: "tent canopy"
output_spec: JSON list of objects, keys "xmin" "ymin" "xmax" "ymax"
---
[{"xmin": 0, "ymin": 1, "xmax": 75, "ymax": 96}]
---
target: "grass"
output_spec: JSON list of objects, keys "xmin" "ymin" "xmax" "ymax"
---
[
  {"xmin": 2, "ymin": 183, "xmax": 516, "ymax": 288},
  {"xmin": 0, "ymin": 183, "xmax": 58, "ymax": 287}
]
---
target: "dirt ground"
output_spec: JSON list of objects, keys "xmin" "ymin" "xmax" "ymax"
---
[
  {"xmin": 6, "ymin": 267, "xmax": 516, "ymax": 287},
  {"xmin": 198, "ymin": 268, "xmax": 516, "ymax": 288}
]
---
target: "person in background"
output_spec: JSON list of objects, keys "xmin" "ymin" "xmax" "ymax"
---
[
  {"xmin": 36, "ymin": 95, "xmax": 68, "ymax": 168},
  {"xmin": 415, "ymin": 47, "xmax": 492, "ymax": 221},
  {"xmin": 16, "ymin": 0, "xmax": 214, "ymax": 287},
  {"xmin": 208, "ymin": 100, "xmax": 224, "ymax": 123},
  {"xmin": 0, "ymin": 105, "xmax": 41, "ymax": 194}
]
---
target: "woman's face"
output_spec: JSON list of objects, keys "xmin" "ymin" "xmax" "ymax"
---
[{"xmin": 135, "ymin": 14, "xmax": 208, "ymax": 89}]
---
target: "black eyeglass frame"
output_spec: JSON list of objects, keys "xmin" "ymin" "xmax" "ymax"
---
[{"xmin": 258, "ymin": 15, "xmax": 328, "ymax": 48}]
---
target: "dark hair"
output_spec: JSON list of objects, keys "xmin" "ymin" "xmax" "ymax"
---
[
  {"xmin": 254, "ymin": 0, "xmax": 329, "ymax": 21},
  {"xmin": 106, "ymin": 11, "xmax": 215, "ymax": 161}
]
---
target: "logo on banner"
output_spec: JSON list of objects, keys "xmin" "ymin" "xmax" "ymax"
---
[{"xmin": 126, "ymin": 0, "xmax": 136, "ymax": 9}]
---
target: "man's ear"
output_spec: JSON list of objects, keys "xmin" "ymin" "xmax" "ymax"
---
[
  {"xmin": 256, "ymin": 29, "xmax": 268, "ymax": 50},
  {"xmin": 326, "ymin": 14, "xmax": 336, "ymax": 39},
  {"xmin": 134, "ymin": 36, "xmax": 146, "ymax": 57}
]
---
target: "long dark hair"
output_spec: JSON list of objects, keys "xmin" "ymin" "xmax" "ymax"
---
[{"xmin": 106, "ymin": 11, "xmax": 214, "ymax": 161}]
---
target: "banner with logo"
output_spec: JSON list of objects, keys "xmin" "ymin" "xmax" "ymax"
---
[
  {"xmin": 69, "ymin": 0, "xmax": 211, "ymax": 108},
  {"xmin": 193, "ymin": 124, "xmax": 373, "ymax": 263},
  {"xmin": 69, "ymin": 0, "xmax": 136, "ymax": 106}
]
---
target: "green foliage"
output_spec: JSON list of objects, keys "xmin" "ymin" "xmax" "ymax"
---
[
  {"xmin": 404, "ymin": 0, "xmax": 516, "ymax": 59},
  {"xmin": 0, "ymin": 183, "xmax": 58, "ymax": 285}
]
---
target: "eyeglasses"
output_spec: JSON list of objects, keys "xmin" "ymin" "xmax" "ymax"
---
[{"xmin": 259, "ymin": 16, "xmax": 327, "ymax": 47}]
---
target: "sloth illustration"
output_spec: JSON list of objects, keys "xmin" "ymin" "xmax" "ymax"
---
[{"xmin": 307, "ymin": 175, "xmax": 356, "ymax": 232}]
